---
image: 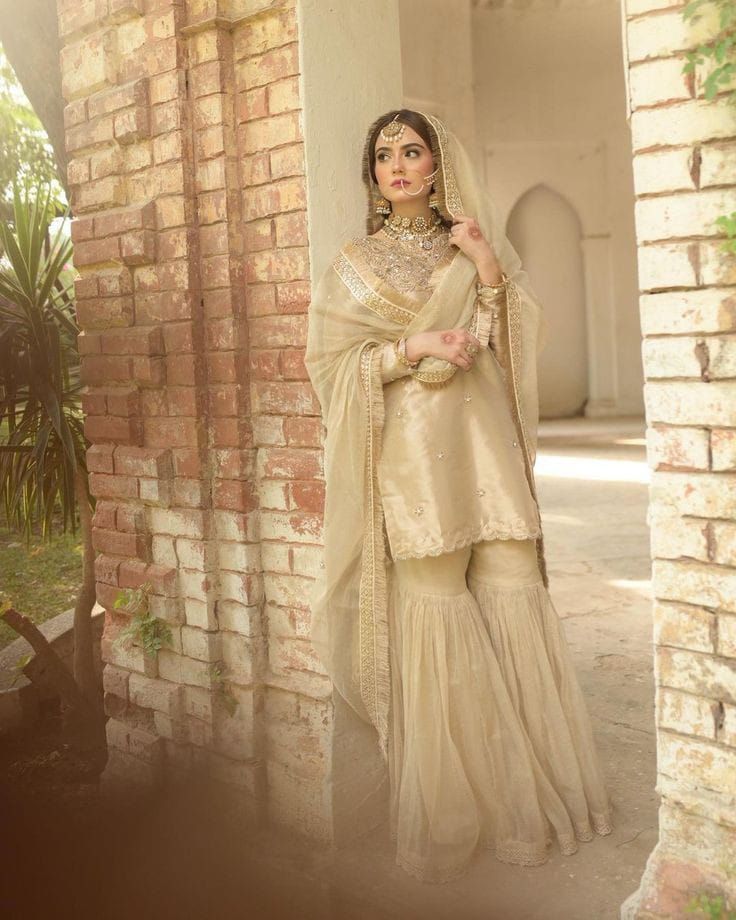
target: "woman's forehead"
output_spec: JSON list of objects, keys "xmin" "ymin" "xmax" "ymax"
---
[{"xmin": 374, "ymin": 123, "xmax": 427, "ymax": 152}]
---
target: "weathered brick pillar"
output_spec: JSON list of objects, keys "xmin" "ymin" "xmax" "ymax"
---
[
  {"xmin": 622, "ymin": 0, "xmax": 736, "ymax": 915},
  {"xmin": 57, "ymin": 0, "xmax": 332, "ymax": 826}
]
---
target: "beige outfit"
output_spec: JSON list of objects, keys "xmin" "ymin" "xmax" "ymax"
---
[
  {"xmin": 304, "ymin": 112, "xmax": 613, "ymax": 886},
  {"xmin": 359, "ymin": 228, "xmax": 614, "ymax": 882}
]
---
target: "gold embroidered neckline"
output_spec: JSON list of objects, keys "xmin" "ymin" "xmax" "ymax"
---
[{"xmin": 352, "ymin": 230, "xmax": 453, "ymax": 297}]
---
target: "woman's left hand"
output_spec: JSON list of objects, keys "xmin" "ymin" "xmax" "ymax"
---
[{"xmin": 448, "ymin": 216, "xmax": 501, "ymax": 277}]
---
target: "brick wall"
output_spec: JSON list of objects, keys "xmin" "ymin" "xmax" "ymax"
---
[
  {"xmin": 624, "ymin": 0, "xmax": 736, "ymax": 914},
  {"xmin": 58, "ymin": 0, "xmax": 332, "ymax": 827}
]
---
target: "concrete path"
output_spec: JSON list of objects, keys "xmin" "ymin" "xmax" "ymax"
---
[{"xmin": 315, "ymin": 415, "xmax": 658, "ymax": 920}]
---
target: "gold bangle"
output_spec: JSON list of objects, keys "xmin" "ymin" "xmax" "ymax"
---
[
  {"xmin": 476, "ymin": 271, "xmax": 508, "ymax": 294},
  {"xmin": 394, "ymin": 336, "xmax": 420, "ymax": 368}
]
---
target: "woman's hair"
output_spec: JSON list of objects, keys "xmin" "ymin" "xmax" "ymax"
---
[{"xmin": 365, "ymin": 109, "xmax": 435, "ymax": 185}]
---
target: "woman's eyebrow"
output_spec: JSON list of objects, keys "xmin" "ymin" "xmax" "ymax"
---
[{"xmin": 375, "ymin": 142, "xmax": 426, "ymax": 154}]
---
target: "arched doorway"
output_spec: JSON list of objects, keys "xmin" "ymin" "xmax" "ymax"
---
[{"xmin": 507, "ymin": 183, "xmax": 589, "ymax": 418}]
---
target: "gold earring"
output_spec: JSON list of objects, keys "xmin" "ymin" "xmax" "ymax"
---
[
  {"xmin": 429, "ymin": 191, "xmax": 440, "ymax": 210},
  {"xmin": 375, "ymin": 196, "xmax": 391, "ymax": 215}
]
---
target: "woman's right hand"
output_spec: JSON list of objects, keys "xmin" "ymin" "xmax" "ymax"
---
[{"xmin": 406, "ymin": 329, "xmax": 482, "ymax": 371}]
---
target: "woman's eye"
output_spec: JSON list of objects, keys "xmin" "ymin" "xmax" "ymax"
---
[{"xmin": 405, "ymin": 149, "xmax": 419, "ymax": 157}]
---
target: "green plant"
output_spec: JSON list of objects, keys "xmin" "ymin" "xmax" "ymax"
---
[
  {"xmin": 681, "ymin": 0, "xmax": 736, "ymax": 255},
  {"xmin": 683, "ymin": 0, "xmax": 736, "ymax": 104},
  {"xmin": 113, "ymin": 583, "xmax": 173, "ymax": 659},
  {"xmin": 208, "ymin": 661, "xmax": 239, "ymax": 717},
  {"xmin": 686, "ymin": 891, "xmax": 736, "ymax": 920},
  {"xmin": 0, "ymin": 181, "xmax": 103, "ymax": 746}
]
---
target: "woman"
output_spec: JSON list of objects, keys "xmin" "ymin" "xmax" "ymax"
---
[{"xmin": 304, "ymin": 109, "xmax": 613, "ymax": 884}]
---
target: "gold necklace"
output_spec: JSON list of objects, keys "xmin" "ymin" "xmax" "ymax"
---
[{"xmin": 382, "ymin": 212, "xmax": 444, "ymax": 250}]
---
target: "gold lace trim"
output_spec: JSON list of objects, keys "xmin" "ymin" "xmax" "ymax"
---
[
  {"xmin": 333, "ymin": 252, "xmax": 416, "ymax": 326},
  {"xmin": 357, "ymin": 340, "xmax": 390, "ymax": 759},
  {"xmin": 503, "ymin": 279, "xmax": 549, "ymax": 589}
]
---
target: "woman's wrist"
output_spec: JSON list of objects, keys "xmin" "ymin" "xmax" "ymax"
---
[
  {"xmin": 476, "ymin": 258, "xmax": 504, "ymax": 286},
  {"xmin": 405, "ymin": 333, "xmax": 426, "ymax": 363}
]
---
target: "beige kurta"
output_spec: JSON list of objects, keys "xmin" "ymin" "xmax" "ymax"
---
[{"xmin": 351, "ymin": 229, "xmax": 543, "ymax": 561}]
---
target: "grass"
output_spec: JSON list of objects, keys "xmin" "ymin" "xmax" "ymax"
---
[{"xmin": 0, "ymin": 524, "xmax": 82, "ymax": 650}]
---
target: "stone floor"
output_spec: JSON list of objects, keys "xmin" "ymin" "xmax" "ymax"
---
[{"xmin": 306, "ymin": 414, "xmax": 659, "ymax": 920}]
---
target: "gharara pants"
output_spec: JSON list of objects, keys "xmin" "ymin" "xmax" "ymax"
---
[{"xmin": 386, "ymin": 537, "xmax": 614, "ymax": 883}]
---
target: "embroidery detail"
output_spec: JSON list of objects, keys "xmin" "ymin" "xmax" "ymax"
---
[
  {"xmin": 357, "ymin": 341, "xmax": 391, "ymax": 758},
  {"xmin": 334, "ymin": 252, "xmax": 416, "ymax": 326},
  {"xmin": 352, "ymin": 232, "xmax": 452, "ymax": 296}
]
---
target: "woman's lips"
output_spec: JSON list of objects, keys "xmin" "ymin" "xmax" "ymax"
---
[{"xmin": 391, "ymin": 179, "xmax": 406, "ymax": 187}]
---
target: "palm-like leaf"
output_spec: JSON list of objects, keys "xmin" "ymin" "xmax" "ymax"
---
[{"xmin": 0, "ymin": 181, "xmax": 88, "ymax": 540}]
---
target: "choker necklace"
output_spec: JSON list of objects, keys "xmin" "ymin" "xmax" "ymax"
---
[{"xmin": 382, "ymin": 212, "xmax": 445, "ymax": 250}]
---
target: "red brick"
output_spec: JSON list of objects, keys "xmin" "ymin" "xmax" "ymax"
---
[
  {"xmin": 64, "ymin": 98, "xmax": 87, "ymax": 129},
  {"xmin": 85, "ymin": 415, "xmax": 144, "ymax": 445},
  {"xmin": 121, "ymin": 229, "xmax": 156, "ymax": 264},
  {"xmin": 205, "ymin": 317, "xmax": 237, "ymax": 351},
  {"xmin": 245, "ymin": 248, "xmax": 308, "ymax": 284},
  {"xmin": 78, "ymin": 331, "xmax": 102, "ymax": 355},
  {"xmin": 114, "ymin": 106, "xmax": 149, "ymax": 144},
  {"xmin": 249, "ymin": 313, "xmax": 307, "ymax": 348},
  {"xmin": 117, "ymin": 505, "xmax": 145, "ymax": 533},
  {"xmin": 114, "ymin": 447, "xmax": 172, "ymax": 478},
  {"xmin": 252, "ymin": 381, "xmax": 320, "ymax": 415},
  {"xmin": 239, "ymin": 43, "xmax": 299, "ymax": 89},
  {"xmin": 98, "ymin": 265, "xmax": 134, "ymax": 295},
  {"xmin": 89, "ymin": 472, "xmax": 139, "ymax": 500},
  {"xmin": 166, "ymin": 354, "xmax": 200, "ymax": 386},
  {"xmin": 93, "ymin": 528, "xmax": 148, "ymax": 558},
  {"xmin": 249, "ymin": 350, "xmax": 280, "ymax": 380},
  {"xmin": 95, "ymin": 554, "xmax": 121, "ymax": 586},
  {"xmin": 100, "ymin": 326, "xmax": 164, "ymax": 356},
  {"xmin": 92, "ymin": 500, "xmax": 117, "ymax": 530},
  {"xmin": 77, "ymin": 296, "xmax": 134, "ymax": 329},
  {"xmin": 81, "ymin": 354, "xmax": 133, "ymax": 385},
  {"xmin": 280, "ymin": 348, "xmax": 307, "ymax": 380},
  {"xmin": 241, "ymin": 152, "xmax": 270, "ymax": 185},
  {"xmin": 289, "ymin": 481, "xmax": 325, "ymax": 513},
  {"xmin": 71, "ymin": 216, "xmax": 95, "ymax": 243},
  {"xmin": 172, "ymin": 449, "xmax": 204, "ymax": 478},
  {"xmin": 167, "ymin": 387, "xmax": 199, "ymax": 416},
  {"xmin": 203, "ymin": 288, "xmax": 235, "ymax": 319},
  {"xmin": 214, "ymin": 479, "xmax": 257, "ymax": 513},
  {"xmin": 246, "ymin": 283, "xmax": 276, "ymax": 316},
  {"xmin": 208, "ymin": 384, "xmax": 240, "ymax": 417},
  {"xmin": 74, "ymin": 236, "xmax": 121, "ymax": 267},
  {"xmin": 106, "ymin": 387, "xmax": 140, "ymax": 416},
  {"xmin": 143, "ymin": 417, "xmax": 201, "ymax": 449},
  {"xmin": 199, "ymin": 223, "xmax": 229, "ymax": 257},
  {"xmin": 82, "ymin": 390, "xmax": 107, "ymax": 416},
  {"xmin": 269, "ymin": 142, "xmax": 304, "ymax": 180},
  {"xmin": 262, "ymin": 448, "xmax": 322, "ymax": 480},
  {"xmin": 284, "ymin": 417, "xmax": 323, "ymax": 448},
  {"xmin": 96, "ymin": 203, "xmax": 156, "ymax": 238},
  {"xmin": 87, "ymin": 443, "xmax": 115, "ymax": 473},
  {"xmin": 118, "ymin": 559, "xmax": 148, "ymax": 589},
  {"xmin": 244, "ymin": 218, "xmax": 273, "ymax": 252},
  {"xmin": 274, "ymin": 211, "xmax": 307, "ymax": 248},
  {"xmin": 131, "ymin": 356, "xmax": 167, "ymax": 387},
  {"xmin": 66, "ymin": 115, "xmax": 115, "ymax": 152},
  {"xmin": 88, "ymin": 79, "xmax": 148, "ymax": 120},
  {"xmin": 243, "ymin": 177, "xmax": 306, "ymax": 221},
  {"xmin": 207, "ymin": 352, "xmax": 239, "ymax": 384},
  {"xmin": 212, "ymin": 417, "xmax": 242, "ymax": 448}
]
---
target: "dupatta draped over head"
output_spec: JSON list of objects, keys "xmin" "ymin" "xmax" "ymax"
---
[{"xmin": 304, "ymin": 112, "xmax": 549, "ymax": 760}]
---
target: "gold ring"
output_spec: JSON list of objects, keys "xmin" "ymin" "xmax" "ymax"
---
[{"xmin": 465, "ymin": 344, "xmax": 478, "ymax": 356}]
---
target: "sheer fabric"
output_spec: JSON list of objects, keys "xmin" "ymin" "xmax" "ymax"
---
[{"xmin": 388, "ymin": 539, "xmax": 613, "ymax": 882}]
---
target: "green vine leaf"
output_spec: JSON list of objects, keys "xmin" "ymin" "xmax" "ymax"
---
[{"xmin": 112, "ymin": 582, "xmax": 173, "ymax": 659}]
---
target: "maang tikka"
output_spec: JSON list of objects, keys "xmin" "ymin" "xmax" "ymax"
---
[{"xmin": 380, "ymin": 113, "xmax": 405, "ymax": 143}]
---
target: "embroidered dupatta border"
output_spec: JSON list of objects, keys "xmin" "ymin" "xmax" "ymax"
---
[
  {"xmin": 334, "ymin": 251, "xmax": 417, "ymax": 326},
  {"xmin": 358, "ymin": 340, "xmax": 391, "ymax": 760},
  {"xmin": 503, "ymin": 279, "xmax": 550, "ymax": 588}
]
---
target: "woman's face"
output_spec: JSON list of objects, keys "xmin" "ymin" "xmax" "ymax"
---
[{"xmin": 373, "ymin": 123, "xmax": 436, "ymax": 206}]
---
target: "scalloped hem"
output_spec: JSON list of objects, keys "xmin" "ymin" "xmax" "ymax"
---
[{"xmin": 388, "ymin": 521, "xmax": 542, "ymax": 561}]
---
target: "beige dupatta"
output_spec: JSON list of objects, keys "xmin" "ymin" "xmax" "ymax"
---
[{"xmin": 304, "ymin": 113, "xmax": 549, "ymax": 760}]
